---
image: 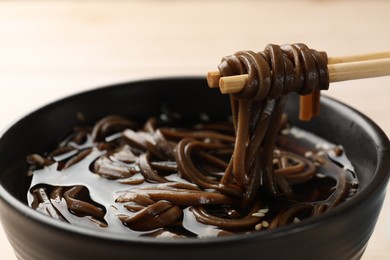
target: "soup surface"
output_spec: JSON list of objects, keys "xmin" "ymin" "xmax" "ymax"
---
[{"xmin": 27, "ymin": 113, "xmax": 358, "ymax": 238}]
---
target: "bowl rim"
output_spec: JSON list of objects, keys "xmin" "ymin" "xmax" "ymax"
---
[{"xmin": 0, "ymin": 76, "xmax": 389, "ymax": 245}]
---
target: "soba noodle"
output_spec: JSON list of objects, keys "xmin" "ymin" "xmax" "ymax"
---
[{"xmin": 27, "ymin": 44, "xmax": 358, "ymax": 238}]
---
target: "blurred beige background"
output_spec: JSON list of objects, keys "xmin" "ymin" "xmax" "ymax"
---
[{"xmin": 0, "ymin": 1, "xmax": 389, "ymax": 259}]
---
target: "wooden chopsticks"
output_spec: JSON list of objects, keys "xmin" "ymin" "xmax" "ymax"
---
[
  {"xmin": 207, "ymin": 51, "xmax": 390, "ymax": 121},
  {"xmin": 207, "ymin": 52, "xmax": 390, "ymax": 94}
]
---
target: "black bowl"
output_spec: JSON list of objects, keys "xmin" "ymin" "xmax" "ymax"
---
[{"xmin": 0, "ymin": 78, "xmax": 389, "ymax": 260}]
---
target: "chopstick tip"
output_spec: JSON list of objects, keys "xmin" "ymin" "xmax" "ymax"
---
[{"xmin": 207, "ymin": 71, "xmax": 221, "ymax": 88}]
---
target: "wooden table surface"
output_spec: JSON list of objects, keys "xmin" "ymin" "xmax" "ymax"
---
[{"xmin": 0, "ymin": 1, "xmax": 389, "ymax": 259}]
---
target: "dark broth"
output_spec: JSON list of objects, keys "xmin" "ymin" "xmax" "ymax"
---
[{"xmin": 27, "ymin": 114, "xmax": 358, "ymax": 238}]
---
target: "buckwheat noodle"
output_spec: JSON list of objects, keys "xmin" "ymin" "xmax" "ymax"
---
[{"xmin": 27, "ymin": 44, "xmax": 358, "ymax": 237}]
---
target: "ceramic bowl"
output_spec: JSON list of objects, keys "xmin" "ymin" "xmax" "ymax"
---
[{"xmin": 0, "ymin": 78, "xmax": 389, "ymax": 260}]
